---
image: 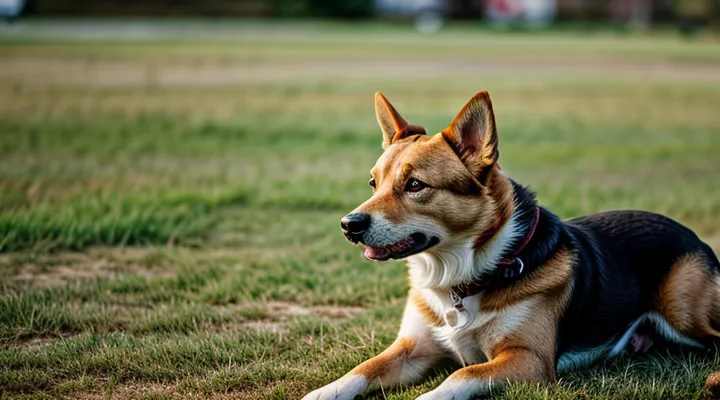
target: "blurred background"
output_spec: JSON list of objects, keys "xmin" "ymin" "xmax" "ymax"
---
[
  {"xmin": 1, "ymin": 1, "xmax": 720, "ymax": 400},
  {"xmin": 2, "ymin": 0, "xmax": 720, "ymax": 33}
]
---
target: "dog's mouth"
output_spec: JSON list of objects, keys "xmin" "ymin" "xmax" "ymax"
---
[{"xmin": 363, "ymin": 233, "xmax": 439, "ymax": 261}]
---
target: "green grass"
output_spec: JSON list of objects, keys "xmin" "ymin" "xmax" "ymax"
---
[{"xmin": 1, "ymin": 20, "xmax": 720, "ymax": 399}]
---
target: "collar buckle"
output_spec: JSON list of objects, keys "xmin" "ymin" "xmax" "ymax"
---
[
  {"xmin": 503, "ymin": 257, "xmax": 524, "ymax": 279},
  {"xmin": 449, "ymin": 289, "xmax": 465, "ymax": 311}
]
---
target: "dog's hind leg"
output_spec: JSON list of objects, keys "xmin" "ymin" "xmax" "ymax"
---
[
  {"xmin": 654, "ymin": 251, "xmax": 720, "ymax": 395},
  {"xmin": 656, "ymin": 253, "xmax": 720, "ymax": 342}
]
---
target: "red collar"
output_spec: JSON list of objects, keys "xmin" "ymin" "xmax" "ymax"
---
[
  {"xmin": 498, "ymin": 206, "xmax": 540, "ymax": 266},
  {"xmin": 450, "ymin": 206, "xmax": 541, "ymax": 311}
]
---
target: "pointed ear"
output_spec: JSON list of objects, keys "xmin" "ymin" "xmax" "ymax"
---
[
  {"xmin": 442, "ymin": 91, "xmax": 499, "ymax": 178},
  {"xmin": 375, "ymin": 92, "xmax": 426, "ymax": 149}
]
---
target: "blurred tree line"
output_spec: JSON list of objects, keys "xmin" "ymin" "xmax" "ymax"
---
[
  {"xmin": 271, "ymin": 0, "xmax": 374, "ymax": 18},
  {"xmin": 19, "ymin": 0, "xmax": 720, "ymax": 25},
  {"xmin": 22, "ymin": 0, "xmax": 375, "ymax": 18}
]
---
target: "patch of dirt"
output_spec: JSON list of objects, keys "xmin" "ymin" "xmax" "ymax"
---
[
  {"xmin": 267, "ymin": 301, "xmax": 364, "ymax": 319},
  {"xmin": 74, "ymin": 383, "xmax": 177, "ymax": 400},
  {"xmin": 8, "ymin": 248, "xmax": 173, "ymax": 287},
  {"xmin": 239, "ymin": 301, "xmax": 364, "ymax": 333},
  {"xmin": 12, "ymin": 262, "xmax": 108, "ymax": 286},
  {"xmin": 74, "ymin": 381, "xmax": 306, "ymax": 400},
  {"xmin": 7, "ymin": 334, "xmax": 70, "ymax": 351}
]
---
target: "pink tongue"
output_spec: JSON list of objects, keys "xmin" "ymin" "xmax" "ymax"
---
[{"xmin": 364, "ymin": 247, "xmax": 391, "ymax": 260}]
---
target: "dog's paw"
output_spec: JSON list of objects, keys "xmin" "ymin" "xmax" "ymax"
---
[
  {"xmin": 301, "ymin": 375, "xmax": 368, "ymax": 400},
  {"xmin": 415, "ymin": 390, "xmax": 445, "ymax": 400},
  {"xmin": 415, "ymin": 385, "xmax": 465, "ymax": 400},
  {"xmin": 415, "ymin": 388, "xmax": 472, "ymax": 400},
  {"xmin": 415, "ymin": 378, "xmax": 493, "ymax": 400}
]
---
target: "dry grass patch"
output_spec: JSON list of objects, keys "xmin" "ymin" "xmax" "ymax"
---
[
  {"xmin": 238, "ymin": 301, "xmax": 364, "ymax": 334},
  {"xmin": 74, "ymin": 380, "xmax": 305, "ymax": 400},
  {"xmin": 16, "ymin": 334, "xmax": 70, "ymax": 352},
  {"xmin": 7, "ymin": 248, "xmax": 174, "ymax": 287},
  {"xmin": 266, "ymin": 301, "xmax": 364, "ymax": 320}
]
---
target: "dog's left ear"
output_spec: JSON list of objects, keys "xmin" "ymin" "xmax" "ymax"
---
[
  {"xmin": 375, "ymin": 92, "xmax": 426, "ymax": 150},
  {"xmin": 443, "ymin": 91, "xmax": 499, "ymax": 179}
]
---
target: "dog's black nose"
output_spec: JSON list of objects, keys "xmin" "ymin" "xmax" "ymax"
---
[{"xmin": 341, "ymin": 213, "xmax": 371, "ymax": 237}]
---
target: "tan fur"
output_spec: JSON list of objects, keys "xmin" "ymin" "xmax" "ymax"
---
[
  {"xmin": 409, "ymin": 289, "xmax": 444, "ymax": 327},
  {"xmin": 375, "ymin": 92, "xmax": 409, "ymax": 149},
  {"xmin": 657, "ymin": 254, "xmax": 720, "ymax": 339},
  {"xmin": 348, "ymin": 337, "xmax": 418, "ymax": 381},
  {"xmin": 471, "ymin": 250, "xmax": 576, "ymax": 382},
  {"xmin": 359, "ymin": 133, "xmax": 496, "ymax": 232},
  {"xmin": 375, "ymin": 92, "xmax": 427, "ymax": 150},
  {"xmin": 450, "ymin": 346, "xmax": 552, "ymax": 384},
  {"xmin": 481, "ymin": 248, "xmax": 575, "ymax": 311},
  {"xmin": 652, "ymin": 254, "xmax": 720, "ymax": 395},
  {"xmin": 473, "ymin": 164, "xmax": 515, "ymax": 249},
  {"xmin": 443, "ymin": 91, "xmax": 499, "ymax": 176},
  {"xmin": 706, "ymin": 371, "xmax": 720, "ymax": 396}
]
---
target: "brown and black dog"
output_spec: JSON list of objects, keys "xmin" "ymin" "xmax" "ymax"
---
[{"xmin": 302, "ymin": 91, "xmax": 720, "ymax": 399}]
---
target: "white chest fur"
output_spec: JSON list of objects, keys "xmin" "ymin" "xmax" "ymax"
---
[{"xmin": 419, "ymin": 288, "xmax": 537, "ymax": 366}]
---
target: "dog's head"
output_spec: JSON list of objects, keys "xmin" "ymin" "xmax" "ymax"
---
[{"xmin": 341, "ymin": 91, "xmax": 515, "ymax": 264}]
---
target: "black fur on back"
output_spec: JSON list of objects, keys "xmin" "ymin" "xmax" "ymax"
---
[
  {"xmin": 558, "ymin": 210, "xmax": 719, "ymax": 355},
  {"xmin": 502, "ymin": 182, "xmax": 720, "ymax": 361}
]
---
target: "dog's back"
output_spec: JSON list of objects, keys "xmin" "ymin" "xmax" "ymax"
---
[
  {"xmin": 569, "ymin": 210, "xmax": 718, "ymax": 275},
  {"xmin": 559, "ymin": 210, "xmax": 720, "ymax": 371}
]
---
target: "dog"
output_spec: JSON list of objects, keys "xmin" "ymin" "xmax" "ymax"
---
[{"xmin": 302, "ymin": 91, "xmax": 720, "ymax": 399}]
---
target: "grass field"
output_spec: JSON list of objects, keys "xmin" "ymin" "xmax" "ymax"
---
[{"xmin": 1, "ymin": 20, "xmax": 720, "ymax": 399}]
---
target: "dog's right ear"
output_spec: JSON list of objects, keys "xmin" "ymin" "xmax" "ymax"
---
[
  {"xmin": 375, "ymin": 92, "xmax": 426, "ymax": 150},
  {"xmin": 442, "ymin": 91, "xmax": 499, "ymax": 180}
]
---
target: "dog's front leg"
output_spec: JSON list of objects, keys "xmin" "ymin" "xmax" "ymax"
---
[
  {"xmin": 416, "ymin": 346, "xmax": 554, "ymax": 400},
  {"xmin": 303, "ymin": 292, "xmax": 444, "ymax": 400}
]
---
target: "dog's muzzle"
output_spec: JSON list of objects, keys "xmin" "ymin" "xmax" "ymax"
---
[{"xmin": 340, "ymin": 213, "xmax": 440, "ymax": 261}]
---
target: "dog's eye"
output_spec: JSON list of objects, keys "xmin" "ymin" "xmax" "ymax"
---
[
  {"xmin": 369, "ymin": 178, "xmax": 376, "ymax": 189},
  {"xmin": 405, "ymin": 178, "xmax": 426, "ymax": 193}
]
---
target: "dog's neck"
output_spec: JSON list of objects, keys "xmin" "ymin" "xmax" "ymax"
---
[
  {"xmin": 506, "ymin": 180, "xmax": 540, "ymax": 246},
  {"xmin": 407, "ymin": 180, "xmax": 560, "ymax": 290}
]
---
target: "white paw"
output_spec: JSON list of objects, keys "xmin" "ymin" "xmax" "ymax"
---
[
  {"xmin": 415, "ymin": 378, "xmax": 490, "ymax": 400},
  {"xmin": 415, "ymin": 390, "xmax": 447, "ymax": 400},
  {"xmin": 302, "ymin": 375, "xmax": 367, "ymax": 400},
  {"xmin": 415, "ymin": 388, "xmax": 469, "ymax": 400}
]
